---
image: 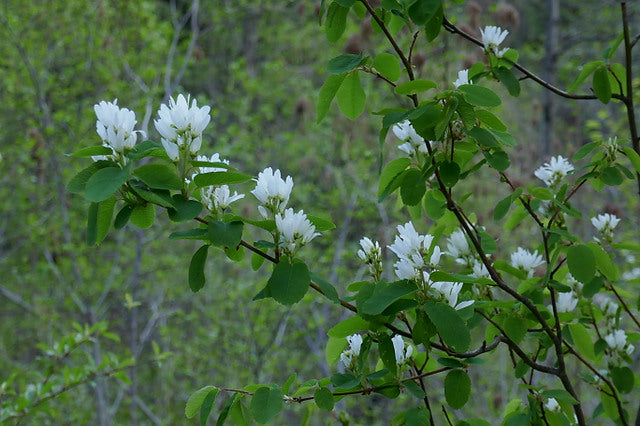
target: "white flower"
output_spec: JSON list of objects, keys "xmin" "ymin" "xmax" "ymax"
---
[
  {"xmin": 480, "ymin": 26, "xmax": 509, "ymax": 57},
  {"xmin": 453, "ymin": 69, "xmax": 470, "ymax": 88},
  {"xmin": 622, "ymin": 267, "xmax": 640, "ymax": 281},
  {"xmin": 534, "ymin": 156, "xmax": 574, "ymax": 188},
  {"xmin": 211, "ymin": 185, "xmax": 244, "ymax": 210},
  {"xmin": 556, "ymin": 291, "xmax": 579, "ymax": 313},
  {"xmin": 604, "ymin": 329, "xmax": 627, "ymax": 351},
  {"xmin": 431, "ymin": 281, "xmax": 474, "ymax": 310},
  {"xmin": 154, "ymin": 94, "xmax": 211, "ymax": 160},
  {"xmin": 358, "ymin": 237, "xmax": 383, "ymax": 280},
  {"xmin": 591, "ymin": 213, "xmax": 620, "ymax": 242},
  {"xmin": 388, "ymin": 222, "xmax": 437, "ymax": 282},
  {"xmin": 340, "ymin": 334, "xmax": 364, "ymax": 370},
  {"xmin": 93, "ymin": 99, "xmax": 143, "ymax": 163},
  {"xmin": 510, "ymin": 247, "xmax": 544, "ymax": 278},
  {"xmin": 392, "ymin": 120, "xmax": 431, "ymax": 156},
  {"xmin": 544, "ymin": 398, "xmax": 560, "ymax": 412},
  {"xmin": 391, "ymin": 335, "xmax": 413, "ymax": 365},
  {"xmin": 251, "ymin": 167, "xmax": 294, "ymax": 218},
  {"xmin": 471, "ymin": 260, "xmax": 490, "ymax": 279},
  {"xmin": 275, "ymin": 208, "xmax": 320, "ymax": 256},
  {"xmin": 429, "ymin": 246, "xmax": 442, "ymax": 267},
  {"xmin": 446, "ymin": 229, "xmax": 473, "ymax": 267}
]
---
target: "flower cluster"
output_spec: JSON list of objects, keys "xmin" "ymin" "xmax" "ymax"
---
[
  {"xmin": 196, "ymin": 154, "xmax": 244, "ymax": 215},
  {"xmin": 591, "ymin": 213, "xmax": 620, "ymax": 244},
  {"xmin": 391, "ymin": 335, "xmax": 413, "ymax": 365},
  {"xmin": 357, "ymin": 237, "xmax": 383, "ymax": 281},
  {"xmin": 251, "ymin": 167, "xmax": 294, "ymax": 219},
  {"xmin": 554, "ymin": 274, "xmax": 582, "ymax": 313},
  {"xmin": 275, "ymin": 208, "xmax": 321, "ymax": 257},
  {"xmin": 446, "ymin": 229, "xmax": 474, "ymax": 268},
  {"xmin": 534, "ymin": 155, "xmax": 574, "ymax": 188},
  {"xmin": 603, "ymin": 329, "xmax": 635, "ymax": 365},
  {"xmin": 154, "ymin": 94, "xmax": 211, "ymax": 161},
  {"xmin": 340, "ymin": 334, "xmax": 363, "ymax": 371},
  {"xmin": 431, "ymin": 281, "xmax": 475, "ymax": 311},
  {"xmin": 388, "ymin": 222, "xmax": 436, "ymax": 282},
  {"xmin": 93, "ymin": 100, "xmax": 144, "ymax": 165},
  {"xmin": 392, "ymin": 120, "xmax": 432, "ymax": 157},
  {"xmin": 251, "ymin": 167, "xmax": 319, "ymax": 256},
  {"xmin": 480, "ymin": 25, "xmax": 509, "ymax": 57},
  {"xmin": 510, "ymin": 247, "xmax": 544, "ymax": 278}
]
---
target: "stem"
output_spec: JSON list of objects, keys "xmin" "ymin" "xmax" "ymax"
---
[{"xmin": 621, "ymin": 1, "xmax": 640, "ymax": 196}]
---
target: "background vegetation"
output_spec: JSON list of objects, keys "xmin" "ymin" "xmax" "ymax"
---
[{"xmin": 0, "ymin": 0, "xmax": 638, "ymax": 424}]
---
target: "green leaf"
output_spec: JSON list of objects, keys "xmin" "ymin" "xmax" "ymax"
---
[
  {"xmin": 127, "ymin": 140, "xmax": 163, "ymax": 160},
  {"xmin": 458, "ymin": 85, "xmax": 501, "ymax": 107},
  {"xmin": 132, "ymin": 164, "xmax": 182, "ymax": 190},
  {"xmin": 587, "ymin": 242, "xmax": 619, "ymax": 281},
  {"xmin": 592, "ymin": 66, "xmax": 612, "ymax": 104},
  {"xmin": 208, "ymin": 220, "xmax": 243, "ymax": 248},
  {"xmin": 467, "ymin": 126, "xmax": 499, "ymax": 148},
  {"xmin": 567, "ymin": 323, "xmax": 595, "ymax": 361},
  {"xmin": 85, "ymin": 165, "xmax": 130, "ymax": 202},
  {"xmin": 494, "ymin": 67, "xmax": 520, "ymax": 96},
  {"xmin": 129, "ymin": 203, "xmax": 155, "ymax": 229},
  {"xmin": 95, "ymin": 196, "xmax": 116, "ymax": 245},
  {"xmin": 378, "ymin": 158, "xmax": 411, "ymax": 200},
  {"xmin": 327, "ymin": 316, "xmax": 369, "ymax": 338},
  {"xmin": 250, "ymin": 387, "xmax": 283, "ymax": 424},
  {"xmin": 67, "ymin": 161, "xmax": 114, "ymax": 194},
  {"xmin": 484, "ymin": 149, "xmax": 510, "ymax": 171},
  {"xmin": 114, "ymin": 204, "xmax": 134, "ymax": 229},
  {"xmin": 325, "ymin": 2, "xmax": 349, "ymax": 43},
  {"xmin": 327, "ymin": 53, "xmax": 363, "ymax": 74},
  {"xmin": 129, "ymin": 184, "xmax": 174, "ymax": 208},
  {"xmin": 185, "ymin": 386, "xmax": 218, "ymax": 419},
  {"xmin": 599, "ymin": 166, "xmax": 623, "ymax": 185},
  {"xmin": 167, "ymin": 194, "xmax": 202, "ymax": 222},
  {"xmin": 169, "ymin": 228, "xmax": 208, "ymax": 240},
  {"xmin": 405, "ymin": 407, "xmax": 431, "ymax": 426},
  {"xmin": 400, "ymin": 168, "xmax": 426, "ymax": 205},
  {"xmin": 424, "ymin": 301, "xmax": 470, "ymax": 352},
  {"xmin": 573, "ymin": 141, "xmax": 600, "ymax": 161},
  {"xmin": 439, "ymin": 161, "xmax": 460, "ymax": 187},
  {"xmin": 568, "ymin": 60, "xmax": 603, "ymax": 92},
  {"xmin": 407, "ymin": 0, "xmax": 440, "ymax": 25},
  {"xmin": 540, "ymin": 389, "xmax": 578, "ymax": 405},
  {"xmin": 307, "ymin": 215, "xmax": 335, "ymax": 231},
  {"xmin": 378, "ymin": 334, "xmax": 397, "ymax": 376},
  {"xmin": 337, "ymin": 71, "xmax": 366, "ymax": 120},
  {"xmin": 582, "ymin": 275, "xmax": 604, "ymax": 298},
  {"xmin": 373, "ymin": 52, "xmax": 401, "ymax": 81},
  {"xmin": 567, "ymin": 244, "xmax": 596, "ymax": 283},
  {"xmin": 403, "ymin": 381, "xmax": 426, "ymax": 399},
  {"xmin": 189, "ymin": 245, "xmax": 209, "ymax": 292},
  {"xmin": 268, "ymin": 259, "xmax": 311, "ymax": 305},
  {"xmin": 475, "ymin": 109, "xmax": 506, "ymax": 131},
  {"xmin": 193, "ymin": 171, "xmax": 252, "ymax": 187},
  {"xmin": 423, "ymin": 190, "xmax": 447, "ymax": 219},
  {"xmin": 494, "ymin": 194, "xmax": 514, "ymax": 221},
  {"xmin": 330, "ymin": 373, "xmax": 361, "ymax": 389},
  {"xmin": 424, "ymin": 3, "xmax": 443, "ymax": 41},
  {"xmin": 313, "ymin": 387, "xmax": 334, "ymax": 411},
  {"xmin": 444, "ymin": 370, "xmax": 471, "ymax": 409},
  {"xmin": 394, "ymin": 79, "xmax": 437, "ymax": 96},
  {"xmin": 620, "ymin": 145, "xmax": 640, "ymax": 174},
  {"xmin": 610, "ymin": 366, "xmax": 634, "ymax": 394},
  {"xmin": 317, "ymin": 73, "xmax": 348, "ymax": 123},
  {"xmin": 69, "ymin": 145, "xmax": 113, "ymax": 157},
  {"xmin": 310, "ymin": 272, "xmax": 340, "ymax": 304},
  {"xmin": 360, "ymin": 280, "xmax": 417, "ymax": 315}
]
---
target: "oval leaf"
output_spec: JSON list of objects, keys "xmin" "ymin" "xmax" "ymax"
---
[
  {"xmin": 567, "ymin": 244, "xmax": 596, "ymax": 285},
  {"xmin": 444, "ymin": 369, "xmax": 471, "ymax": 409},
  {"xmin": 133, "ymin": 164, "xmax": 183, "ymax": 190},
  {"xmin": 592, "ymin": 66, "xmax": 612, "ymax": 104},
  {"xmin": 373, "ymin": 52, "xmax": 401, "ymax": 82},
  {"xmin": 85, "ymin": 166, "xmax": 130, "ymax": 202},
  {"xmin": 337, "ymin": 71, "xmax": 366, "ymax": 120},
  {"xmin": 458, "ymin": 85, "xmax": 501, "ymax": 107},
  {"xmin": 327, "ymin": 53, "xmax": 363, "ymax": 74},
  {"xmin": 189, "ymin": 245, "xmax": 209, "ymax": 292},
  {"xmin": 314, "ymin": 387, "xmax": 334, "ymax": 411},
  {"xmin": 394, "ymin": 79, "xmax": 437, "ymax": 95},
  {"xmin": 185, "ymin": 386, "xmax": 218, "ymax": 419},
  {"xmin": 424, "ymin": 301, "xmax": 470, "ymax": 352},
  {"xmin": 250, "ymin": 387, "xmax": 283, "ymax": 424},
  {"xmin": 268, "ymin": 259, "xmax": 311, "ymax": 305}
]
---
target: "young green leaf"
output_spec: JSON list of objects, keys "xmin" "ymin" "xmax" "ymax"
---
[
  {"xmin": 185, "ymin": 386, "xmax": 219, "ymax": 419},
  {"xmin": 68, "ymin": 145, "xmax": 113, "ymax": 158},
  {"xmin": 378, "ymin": 158, "xmax": 411, "ymax": 201},
  {"xmin": 317, "ymin": 73, "xmax": 348, "ymax": 123},
  {"xmin": 458, "ymin": 85, "xmax": 501, "ymax": 107},
  {"xmin": 189, "ymin": 245, "xmax": 209, "ymax": 292},
  {"xmin": 394, "ymin": 79, "xmax": 437, "ymax": 95},
  {"xmin": 314, "ymin": 387, "xmax": 334, "ymax": 411},
  {"xmin": 567, "ymin": 244, "xmax": 596, "ymax": 285},
  {"xmin": 494, "ymin": 67, "xmax": 520, "ymax": 96},
  {"xmin": 424, "ymin": 301, "xmax": 470, "ymax": 352},
  {"xmin": 95, "ymin": 196, "xmax": 116, "ymax": 245},
  {"xmin": 267, "ymin": 259, "xmax": 311, "ymax": 305},
  {"xmin": 568, "ymin": 60, "xmax": 603, "ymax": 92},
  {"xmin": 373, "ymin": 52, "xmax": 402, "ymax": 82},
  {"xmin": 444, "ymin": 369, "xmax": 471, "ymax": 409},
  {"xmin": 327, "ymin": 53, "xmax": 363, "ymax": 74},
  {"xmin": 208, "ymin": 220, "xmax": 243, "ymax": 248},
  {"xmin": 439, "ymin": 161, "xmax": 461, "ymax": 187},
  {"xmin": 337, "ymin": 71, "xmax": 366, "ymax": 120},
  {"xmin": 377, "ymin": 334, "xmax": 398, "ymax": 376},
  {"xmin": 400, "ymin": 168, "xmax": 426, "ymax": 205},
  {"xmin": 167, "ymin": 194, "xmax": 202, "ymax": 222},
  {"xmin": 325, "ymin": 2, "xmax": 349, "ymax": 43},
  {"xmin": 85, "ymin": 165, "xmax": 130, "ymax": 202},
  {"xmin": 133, "ymin": 164, "xmax": 183, "ymax": 190},
  {"xmin": 250, "ymin": 387, "xmax": 283, "ymax": 424},
  {"xmin": 193, "ymin": 171, "xmax": 252, "ymax": 187},
  {"xmin": 592, "ymin": 66, "xmax": 612, "ymax": 104},
  {"xmin": 129, "ymin": 203, "xmax": 155, "ymax": 229}
]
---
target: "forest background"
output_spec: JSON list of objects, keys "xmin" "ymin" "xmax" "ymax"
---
[{"xmin": 0, "ymin": 0, "xmax": 638, "ymax": 424}]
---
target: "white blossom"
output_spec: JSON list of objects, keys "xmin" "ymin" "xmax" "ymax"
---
[
  {"xmin": 392, "ymin": 120, "xmax": 431, "ymax": 156},
  {"xmin": 622, "ymin": 267, "xmax": 640, "ymax": 281},
  {"xmin": 431, "ymin": 281, "xmax": 474, "ymax": 310},
  {"xmin": 510, "ymin": 247, "xmax": 544, "ymax": 278},
  {"xmin": 196, "ymin": 153, "xmax": 229, "ymax": 174},
  {"xmin": 391, "ymin": 335, "xmax": 413, "ymax": 365},
  {"xmin": 471, "ymin": 260, "xmax": 490, "ymax": 279},
  {"xmin": 93, "ymin": 100, "xmax": 143, "ymax": 163},
  {"xmin": 340, "ymin": 334, "xmax": 364, "ymax": 370},
  {"xmin": 446, "ymin": 229, "xmax": 473, "ymax": 267},
  {"xmin": 251, "ymin": 167, "xmax": 294, "ymax": 218},
  {"xmin": 591, "ymin": 213, "xmax": 620, "ymax": 243},
  {"xmin": 388, "ymin": 222, "xmax": 437, "ymax": 282},
  {"xmin": 480, "ymin": 25, "xmax": 509, "ymax": 57},
  {"xmin": 604, "ymin": 329, "xmax": 628, "ymax": 351},
  {"xmin": 555, "ymin": 291, "xmax": 579, "ymax": 313},
  {"xmin": 275, "ymin": 208, "xmax": 320, "ymax": 256},
  {"xmin": 534, "ymin": 156, "xmax": 573, "ymax": 188},
  {"xmin": 453, "ymin": 69, "xmax": 470, "ymax": 88},
  {"xmin": 544, "ymin": 398, "xmax": 560, "ymax": 412},
  {"xmin": 154, "ymin": 94, "xmax": 211, "ymax": 160},
  {"xmin": 202, "ymin": 185, "xmax": 244, "ymax": 211},
  {"xmin": 357, "ymin": 237, "xmax": 383, "ymax": 280}
]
